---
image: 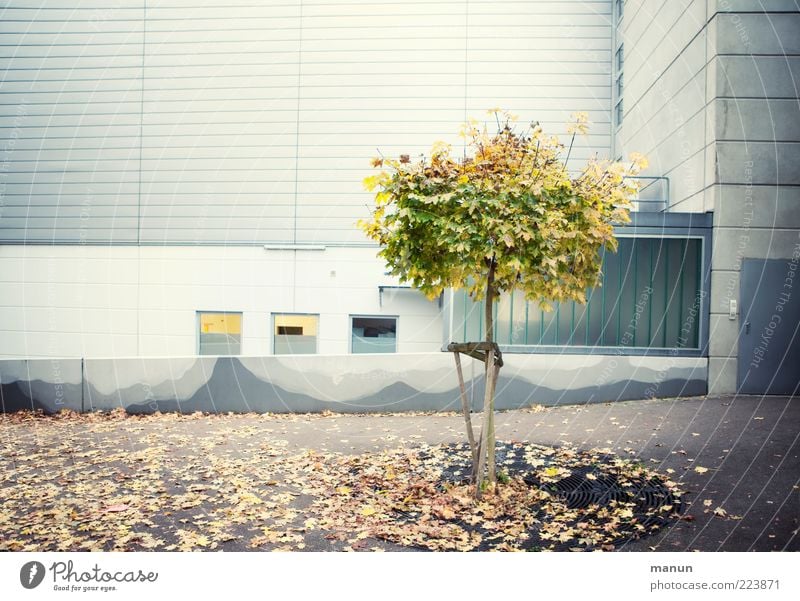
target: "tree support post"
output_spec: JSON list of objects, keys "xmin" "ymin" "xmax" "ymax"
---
[{"xmin": 447, "ymin": 341, "xmax": 502, "ymax": 497}]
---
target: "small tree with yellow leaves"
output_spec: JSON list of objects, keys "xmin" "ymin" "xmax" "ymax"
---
[{"xmin": 359, "ymin": 109, "xmax": 648, "ymax": 497}]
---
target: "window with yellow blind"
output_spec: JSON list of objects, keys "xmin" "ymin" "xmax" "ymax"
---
[
  {"xmin": 273, "ymin": 314, "xmax": 318, "ymax": 355},
  {"xmin": 198, "ymin": 312, "xmax": 242, "ymax": 356}
]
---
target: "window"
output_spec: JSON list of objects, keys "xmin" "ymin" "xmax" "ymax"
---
[
  {"xmin": 614, "ymin": 44, "xmax": 624, "ymax": 127},
  {"xmin": 198, "ymin": 312, "xmax": 242, "ymax": 355},
  {"xmin": 451, "ymin": 237, "xmax": 705, "ymax": 350},
  {"xmin": 351, "ymin": 316, "xmax": 397, "ymax": 353},
  {"xmin": 273, "ymin": 313, "xmax": 318, "ymax": 354}
]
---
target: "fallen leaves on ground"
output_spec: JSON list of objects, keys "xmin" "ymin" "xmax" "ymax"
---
[{"xmin": 0, "ymin": 409, "xmax": 683, "ymax": 552}]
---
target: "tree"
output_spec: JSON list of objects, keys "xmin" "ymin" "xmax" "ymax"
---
[{"xmin": 359, "ymin": 109, "xmax": 648, "ymax": 497}]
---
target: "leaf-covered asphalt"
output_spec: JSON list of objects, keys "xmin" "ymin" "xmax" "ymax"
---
[{"xmin": 0, "ymin": 395, "xmax": 796, "ymax": 552}]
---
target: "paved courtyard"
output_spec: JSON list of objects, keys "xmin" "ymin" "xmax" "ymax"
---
[{"xmin": 0, "ymin": 395, "xmax": 796, "ymax": 551}]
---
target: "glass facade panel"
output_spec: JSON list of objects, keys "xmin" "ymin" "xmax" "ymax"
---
[
  {"xmin": 351, "ymin": 317, "xmax": 397, "ymax": 353},
  {"xmin": 451, "ymin": 237, "xmax": 703, "ymax": 350},
  {"xmin": 273, "ymin": 314, "xmax": 318, "ymax": 354},
  {"xmin": 198, "ymin": 312, "xmax": 242, "ymax": 355}
]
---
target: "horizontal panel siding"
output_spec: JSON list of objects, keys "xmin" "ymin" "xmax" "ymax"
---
[
  {"xmin": 0, "ymin": 1, "xmax": 144, "ymax": 244},
  {"xmin": 139, "ymin": 2, "xmax": 299, "ymax": 244},
  {"xmin": 1, "ymin": 0, "xmax": 613, "ymax": 245},
  {"xmin": 615, "ymin": 0, "xmax": 710, "ymax": 208}
]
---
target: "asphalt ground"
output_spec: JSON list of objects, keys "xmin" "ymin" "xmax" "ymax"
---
[{"xmin": 1, "ymin": 394, "xmax": 797, "ymax": 551}]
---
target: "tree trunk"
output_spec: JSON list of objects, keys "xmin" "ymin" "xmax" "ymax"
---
[
  {"xmin": 475, "ymin": 257, "xmax": 500, "ymax": 498},
  {"xmin": 454, "ymin": 352, "xmax": 478, "ymax": 473}
]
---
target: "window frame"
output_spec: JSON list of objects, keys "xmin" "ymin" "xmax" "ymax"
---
[
  {"xmin": 349, "ymin": 314, "xmax": 399, "ymax": 354},
  {"xmin": 442, "ymin": 215, "xmax": 713, "ymax": 358},
  {"xmin": 196, "ymin": 310, "xmax": 244, "ymax": 356},
  {"xmin": 270, "ymin": 312, "xmax": 320, "ymax": 355},
  {"xmin": 614, "ymin": 43, "xmax": 624, "ymax": 129}
]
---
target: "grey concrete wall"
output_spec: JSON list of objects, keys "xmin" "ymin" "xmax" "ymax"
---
[
  {"xmin": 0, "ymin": 358, "xmax": 83, "ymax": 413},
  {"xmin": 0, "ymin": 353, "xmax": 707, "ymax": 414},
  {"xmin": 705, "ymin": 5, "xmax": 800, "ymax": 393},
  {"xmin": 617, "ymin": 2, "xmax": 800, "ymax": 394}
]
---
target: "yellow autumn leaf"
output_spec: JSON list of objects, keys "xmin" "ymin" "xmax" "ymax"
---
[
  {"xmin": 363, "ymin": 173, "xmax": 387, "ymax": 191},
  {"xmin": 629, "ymin": 151, "xmax": 649, "ymax": 170},
  {"xmin": 361, "ymin": 506, "xmax": 377, "ymax": 517},
  {"xmin": 336, "ymin": 486, "xmax": 351, "ymax": 495},
  {"xmin": 430, "ymin": 140, "xmax": 450, "ymax": 156},
  {"xmin": 694, "ymin": 466, "xmax": 709, "ymax": 474},
  {"xmin": 363, "ymin": 175, "xmax": 379, "ymax": 191}
]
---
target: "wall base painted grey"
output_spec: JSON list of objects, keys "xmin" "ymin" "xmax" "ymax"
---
[{"xmin": 0, "ymin": 353, "xmax": 707, "ymax": 415}]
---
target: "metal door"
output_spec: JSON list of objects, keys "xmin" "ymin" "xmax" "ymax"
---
[{"xmin": 738, "ymin": 258, "xmax": 800, "ymax": 395}]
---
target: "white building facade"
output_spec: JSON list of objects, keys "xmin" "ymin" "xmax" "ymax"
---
[
  {"xmin": 0, "ymin": 0, "xmax": 613, "ymax": 356},
  {"xmin": 1, "ymin": 1, "xmax": 798, "ymax": 403}
]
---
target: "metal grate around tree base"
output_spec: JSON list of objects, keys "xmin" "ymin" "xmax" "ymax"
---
[
  {"xmin": 524, "ymin": 465, "xmax": 681, "ymax": 513},
  {"xmin": 429, "ymin": 442, "xmax": 681, "ymax": 516},
  {"xmin": 350, "ymin": 442, "xmax": 684, "ymax": 550},
  {"xmin": 523, "ymin": 465, "xmax": 683, "ymax": 542},
  {"xmin": 427, "ymin": 442, "xmax": 684, "ymax": 550}
]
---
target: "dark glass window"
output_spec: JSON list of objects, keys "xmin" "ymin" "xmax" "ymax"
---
[{"xmin": 351, "ymin": 317, "xmax": 397, "ymax": 353}]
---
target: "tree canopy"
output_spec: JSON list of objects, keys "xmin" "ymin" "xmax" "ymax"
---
[{"xmin": 359, "ymin": 109, "xmax": 648, "ymax": 310}]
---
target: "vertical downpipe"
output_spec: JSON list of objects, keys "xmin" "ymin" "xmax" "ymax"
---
[{"xmin": 80, "ymin": 358, "xmax": 85, "ymax": 413}]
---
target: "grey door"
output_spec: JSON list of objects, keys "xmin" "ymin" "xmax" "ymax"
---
[{"xmin": 738, "ymin": 259, "xmax": 800, "ymax": 395}]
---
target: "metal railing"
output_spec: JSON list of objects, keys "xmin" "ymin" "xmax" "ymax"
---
[{"xmin": 629, "ymin": 176, "xmax": 669, "ymax": 212}]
